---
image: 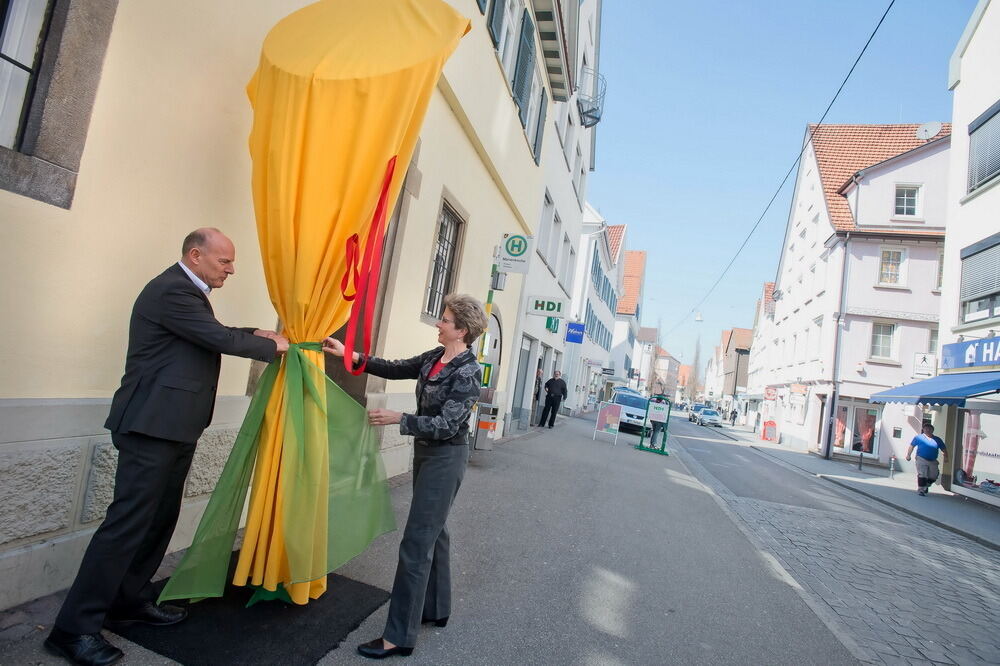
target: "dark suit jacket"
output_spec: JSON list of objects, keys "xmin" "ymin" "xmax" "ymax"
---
[
  {"xmin": 104, "ymin": 263, "xmax": 277, "ymax": 444},
  {"xmin": 544, "ymin": 377, "xmax": 567, "ymax": 402}
]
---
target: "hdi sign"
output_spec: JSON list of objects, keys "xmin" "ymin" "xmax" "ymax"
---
[{"xmin": 527, "ymin": 296, "xmax": 566, "ymax": 319}]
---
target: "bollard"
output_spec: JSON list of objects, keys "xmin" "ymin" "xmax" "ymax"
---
[{"xmin": 889, "ymin": 455, "xmax": 896, "ymax": 479}]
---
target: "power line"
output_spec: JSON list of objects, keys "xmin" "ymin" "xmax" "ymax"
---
[{"xmin": 664, "ymin": 0, "xmax": 897, "ymax": 338}]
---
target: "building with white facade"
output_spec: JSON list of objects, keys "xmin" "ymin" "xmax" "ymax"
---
[
  {"xmin": 872, "ymin": 0, "xmax": 1000, "ymax": 507},
  {"xmin": 752, "ymin": 123, "xmax": 950, "ymax": 463},
  {"xmin": 633, "ymin": 326, "xmax": 658, "ymax": 392},
  {"xmin": 651, "ymin": 348, "xmax": 680, "ymax": 399},
  {"xmin": 564, "ymin": 203, "xmax": 621, "ymax": 412},
  {"xmin": 499, "ymin": 0, "xmax": 604, "ymax": 434}
]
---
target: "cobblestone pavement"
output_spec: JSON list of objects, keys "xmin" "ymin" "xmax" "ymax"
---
[{"xmin": 672, "ymin": 434, "xmax": 1000, "ymax": 666}]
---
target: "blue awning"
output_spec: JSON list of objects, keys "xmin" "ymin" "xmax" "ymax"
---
[{"xmin": 869, "ymin": 371, "xmax": 1000, "ymax": 406}]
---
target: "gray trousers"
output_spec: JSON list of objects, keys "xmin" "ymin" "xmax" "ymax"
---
[{"xmin": 383, "ymin": 442, "xmax": 469, "ymax": 647}]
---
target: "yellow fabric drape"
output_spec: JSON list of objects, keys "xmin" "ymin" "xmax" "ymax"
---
[{"xmin": 236, "ymin": 0, "xmax": 470, "ymax": 604}]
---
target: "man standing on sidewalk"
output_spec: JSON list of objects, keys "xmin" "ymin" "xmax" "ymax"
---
[
  {"xmin": 536, "ymin": 370, "xmax": 567, "ymax": 428},
  {"xmin": 905, "ymin": 424, "xmax": 949, "ymax": 496}
]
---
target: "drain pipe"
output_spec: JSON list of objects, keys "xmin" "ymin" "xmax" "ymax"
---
[{"xmin": 822, "ymin": 229, "xmax": 852, "ymax": 459}]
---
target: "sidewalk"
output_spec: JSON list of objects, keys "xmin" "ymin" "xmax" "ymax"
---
[{"xmin": 717, "ymin": 423, "xmax": 1000, "ymax": 551}]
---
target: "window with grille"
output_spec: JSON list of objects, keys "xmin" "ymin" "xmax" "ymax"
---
[
  {"xmin": 424, "ymin": 203, "xmax": 463, "ymax": 318},
  {"xmin": 894, "ymin": 185, "xmax": 920, "ymax": 216},
  {"xmin": 959, "ymin": 239, "xmax": 1000, "ymax": 324},
  {"xmin": 968, "ymin": 99, "xmax": 1000, "ymax": 193},
  {"xmin": 878, "ymin": 248, "xmax": 905, "ymax": 285},
  {"xmin": 870, "ymin": 323, "xmax": 895, "ymax": 359}
]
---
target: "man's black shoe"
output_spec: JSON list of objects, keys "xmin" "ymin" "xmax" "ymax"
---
[
  {"xmin": 357, "ymin": 638, "xmax": 414, "ymax": 659},
  {"xmin": 105, "ymin": 602, "xmax": 187, "ymax": 627},
  {"xmin": 44, "ymin": 627, "xmax": 123, "ymax": 666}
]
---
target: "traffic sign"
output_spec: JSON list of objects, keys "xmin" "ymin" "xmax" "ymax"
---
[{"xmin": 499, "ymin": 234, "xmax": 533, "ymax": 273}]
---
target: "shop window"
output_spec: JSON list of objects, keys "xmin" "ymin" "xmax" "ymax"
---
[
  {"xmin": 833, "ymin": 403, "xmax": 880, "ymax": 455},
  {"xmin": 956, "ymin": 410, "xmax": 1000, "ymax": 495}
]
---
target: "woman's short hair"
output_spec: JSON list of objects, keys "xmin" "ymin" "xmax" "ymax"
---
[{"xmin": 443, "ymin": 294, "xmax": 488, "ymax": 345}]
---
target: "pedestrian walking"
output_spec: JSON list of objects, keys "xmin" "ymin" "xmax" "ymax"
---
[
  {"xmin": 536, "ymin": 370, "xmax": 568, "ymax": 428},
  {"xmin": 46, "ymin": 228, "xmax": 287, "ymax": 666},
  {"xmin": 649, "ymin": 396, "xmax": 668, "ymax": 445},
  {"xmin": 905, "ymin": 423, "xmax": 949, "ymax": 496},
  {"xmin": 323, "ymin": 293, "xmax": 486, "ymax": 659},
  {"xmin": 730, "ymin": 409, "xmax": 738, "ymax": 426}
]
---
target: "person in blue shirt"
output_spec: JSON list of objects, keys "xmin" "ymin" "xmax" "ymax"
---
[{"xmin": 905, "ymin": 424, "xmax": 949, "ymax": 496}]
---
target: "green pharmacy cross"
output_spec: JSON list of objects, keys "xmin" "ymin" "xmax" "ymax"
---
[{"xmin": 636, "ymin": 394, "xmax": 671, "ymax": 456}]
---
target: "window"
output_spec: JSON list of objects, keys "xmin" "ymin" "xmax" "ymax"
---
[
  {"xmin": 0, "ymin": 0, "xmax": 118, "ymax": 207},
  {"xmin": 1, "ymin": 0, "xmax": 52, "ymax": 149},
  {"xmin": 424, "ymin": 202, "xmax": 463, "ymax": 318},
  {"xmin": 488, "ymin": 0, "xmax": 523, "ymax": 81},
  {"xmin": 536, "ymin": 193, "xmax": 554, "ymax": 260},
  {"xmin": 548, "ymin": 213, "xmax": 562, "ymax": 265},
  {"xmin": 870, "ymin": 323, "xmax": 895, "ymax": 359},
  {"xmin": 959, "ymin": 240, "xmax": 1000, "ymax": 324},
  {"xmin": 967, "ymin": 99, "xmax": 1000, "ymax": 193},
  {"xmin": 936, "ymin": 250, "xmax": 944, "ymax": 290},
  {"xmin": 894, "ymin": 185, "xmax": 920, "ymax": 217},
  {"xmin": 928, "ymin": 327, "xmax": 939, "ymax": 354},
  {"xmin": 878, "ymin": 247, "xmax": 906, "ymax": 285}
]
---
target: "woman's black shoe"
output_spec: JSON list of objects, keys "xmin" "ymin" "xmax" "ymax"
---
[
  {"xmin": 357, "ymin": 638, "xmax": 414, "ymax": 659},
  {"xmin": 422, "ymin": 615, "xmax": 449, "ymax": 627}
]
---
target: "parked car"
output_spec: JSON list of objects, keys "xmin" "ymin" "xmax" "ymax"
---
[
  {"xmin": 688, "ymin": 404, "xmax": 707, "ymax": 422},
  {"xmin": 698, "ymin": 408, "xmax": 723, "ymax": 427},
  {"xmin": 611, "ymin": 390, "xmax": 651, "ymax": 435}
]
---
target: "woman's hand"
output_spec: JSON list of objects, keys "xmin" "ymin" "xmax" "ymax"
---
[
  {"xmin": 368, "ymin": 409, "xmax": 402, "ymax": 426},
  {"xmin": 322, "ymin": 337, "xmax": 345, "ymax": 357}
]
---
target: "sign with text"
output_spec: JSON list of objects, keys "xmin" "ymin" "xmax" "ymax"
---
[
  {"xmin": 647, "ymin": 401, "xmax": 669, "ymax": 423},
  {"xmin": 912, "ymin": 353, "xmax": 937, "ymax": 379},
  {"xmin": 527, "ymin": 295, "xmax": 566, "ymax": 318},
  {"xmin": 941, "ymin": 338, "xmax": 1000, "ymax": 370},
  {"xmin": 565, "ymin": 322, "xmax": 585, "ymax": 343},
  {"xmin": 499, "ymin": 234, "xmax": 533, "ymax": 273},
  {"xmin": 593, "ymin": 402, "xmax": 622, "ymax": 445}
]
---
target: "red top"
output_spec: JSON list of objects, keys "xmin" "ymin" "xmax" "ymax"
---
[{"xmin": 429, "ymin": 359, "xmax": 447, "ymax": 378}]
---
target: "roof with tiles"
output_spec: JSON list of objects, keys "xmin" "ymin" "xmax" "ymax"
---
[
  {"xmin": 808, "ymin": 123, "xmax": 950, "ymax": 231},
  {"xmin": 638, "ymin": 326, "xmax": 658, "ymax": 343},
  {"xmin": 729, "ymin": 327, "xmax": 753, "ymax": 351},
  {"xmin": 617, "ymin": 250, "xmax": 646, "ymax": 316},
  {"xmin": 607, "ymin": 224, "xmax": 626, "ymax": 262},
  {"xmin": 677, "ymin": 365, "xmax": 691, "ymax": 385}
]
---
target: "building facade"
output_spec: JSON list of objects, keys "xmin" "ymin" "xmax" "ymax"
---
[{"xmin": 612, "ymin": 248, "xmax": 644, "ymax": 387}]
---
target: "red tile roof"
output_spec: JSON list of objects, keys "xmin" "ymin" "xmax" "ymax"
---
[
  {"xmin": 677, "ymin": 365, "xmax": 692, "ymax": 386},
  {"xmin": 808, "ymin": 123, "xmax": 950, "ymax": 231},
  {"xmin": 607, "ymin": 224, "xmax": 626, "ymax": 262},
  {"xmin": 617, "ymin": 250, "xmax": 646, "ymax": 316},
  {"xmin": 730, "ymin": 327, "xmax": 752, "ymax": 351}
]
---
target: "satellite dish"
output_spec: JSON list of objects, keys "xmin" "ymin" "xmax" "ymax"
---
[{"xmin": 916, "ymin": 121, "xmax": 942, "ymax": 140}]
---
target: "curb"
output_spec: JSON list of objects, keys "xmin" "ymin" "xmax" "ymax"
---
[{"xmin": 748, "ymin": 445, "xmax": 1000, "ymax": 554}]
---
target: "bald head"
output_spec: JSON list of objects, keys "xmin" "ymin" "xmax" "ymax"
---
[{"xmin": 180, "ymin": 227, "xmax": 236, "ymax": 289}]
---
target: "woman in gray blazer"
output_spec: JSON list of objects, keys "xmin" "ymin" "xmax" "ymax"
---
[{"xmin": 323, "ymin": 293, "xmax": 486, "ymax": 659}]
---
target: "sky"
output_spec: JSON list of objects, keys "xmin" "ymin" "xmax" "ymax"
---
[{"xmin": 586, "ymin": 0, "xmax": 979, "ymax": 369}]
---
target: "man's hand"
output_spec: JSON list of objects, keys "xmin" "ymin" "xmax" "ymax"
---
[
  {"xmin": 322, "ymin": 337, "xmax": 345, "ymax": 357},
  {"xmin": 272, "ymin": 335, "xmax": 289, "ymax": 354},
  {"xmin": 368, "ymin": 408, "xmax": 402, "ymax": 426},
  {"xmin": 254, "ymin": 329, "xmax": 280, "ymax": 340},
  {"xmin": 905, "ymin": 454, "xmax": 911, "ymax": 461}
]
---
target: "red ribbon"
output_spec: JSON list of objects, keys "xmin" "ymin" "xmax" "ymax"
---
[{"xmin": 342, "ymin": 156, "xmax": 397, "ymax": 375}]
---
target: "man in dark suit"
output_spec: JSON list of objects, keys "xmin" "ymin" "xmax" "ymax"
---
[
  {"xmin": 46, "ymin": 228, "xmax": 287, "ymax": 666},
  {"xmin": 537, "ymin": 370, "xmax": 568, "ymax": 428}
]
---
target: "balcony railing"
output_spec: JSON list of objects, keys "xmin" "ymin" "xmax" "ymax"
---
[{"xmin": 576, "ymin": 66, "xmax": 606, "ymax": 128}]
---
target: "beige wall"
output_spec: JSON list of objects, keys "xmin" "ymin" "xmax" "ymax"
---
[{"xmin": 0, "ymin": 0, "xmax": 317, "ymax": 400}]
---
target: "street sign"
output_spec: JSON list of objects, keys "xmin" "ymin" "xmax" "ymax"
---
[
  {"xmin": 912, "ymin": 352, "xmax": 937, "ymax": 379},
  {"xmin": 526, "ymin": 295, "xmax": 566, "ymax": 318},
  {"xmin": 565, "ymin": 322, "xmax": 585, "ymax": 343},
  {"xmin": 941, "ymin": 338, "xmax": 1000, "ymax": 370},
  {"xmin": 601, "ymin": 367, "xmax": 613, "ymax": 375},
  {"xmin": 499, "ymin": 234, "xmax": 533, "ymax": 273}
]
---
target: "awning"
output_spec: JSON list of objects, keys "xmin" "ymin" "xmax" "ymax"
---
[{"xmin": 869, "ymin": 371, "xmax": 1000, "ymax": 406}]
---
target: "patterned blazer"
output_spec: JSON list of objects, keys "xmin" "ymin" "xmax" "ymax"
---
[{"xmin": 361, "ymin": 346, "xmax": 482, "ymax": 446}]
